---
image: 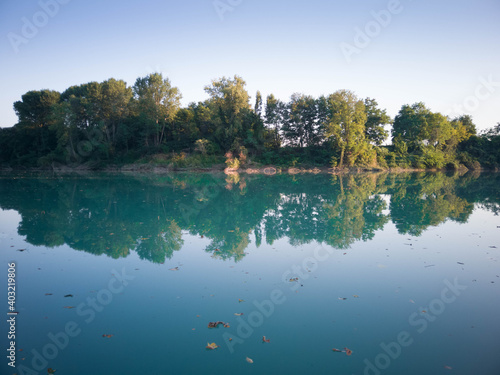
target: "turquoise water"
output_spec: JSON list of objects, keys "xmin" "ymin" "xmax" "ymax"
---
[{"xmin": 0, "ymin": 172, "xmax": 499, "ymax": 375}]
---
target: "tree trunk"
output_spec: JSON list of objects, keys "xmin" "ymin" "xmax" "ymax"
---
[{"xmin": 339, "ymin": 147, "xmax": 345, "ymax": 168}]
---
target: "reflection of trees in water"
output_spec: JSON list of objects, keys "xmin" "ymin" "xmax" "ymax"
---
[
  {"xmin": 0, "ymin": 171, "xmax": 498, "ymax": 263},
  {"xmin": 323, "ymin": 174, "xmax": 389, "ymax": 249},
  {"xmin": 388, "ymin": 173, "xmax": 476, "ymax": 236}
]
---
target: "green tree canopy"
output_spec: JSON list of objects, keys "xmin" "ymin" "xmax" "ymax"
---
[
  {"xmin": 325, "ymin": 90, "xmax": 368, "ymax": 167},
  {"xmin": 133, "ymin": 73, "xmax": 181, "ymax": 148}
]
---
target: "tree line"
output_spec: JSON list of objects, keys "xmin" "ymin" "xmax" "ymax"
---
[{"xmin": 0, "ymin": 73, "xmax": 499, "ymax": 169}]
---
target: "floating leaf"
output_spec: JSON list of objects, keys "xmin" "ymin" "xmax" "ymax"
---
[
  {"xmin": 262, "ymin": 336, "xmax": 270, "ymax": 343},
  {"xmin": 238, "ymin": 299, "xmax": 245, "ymax": 303},
  {"xmin": 234, "ymin": 313, "xmax": 244, "ymax": 316},
  {"xmin": 353, "ymin": 295, "xmax": 359, "ymax": 298},
  {"xmin": 169, "ymin": 267, "xmax": 179, "ymax": 271},
  {"xmin": 47, "ymin": 368, "xmax": 56, "ymax": 374},
  {"xmin": 64, "ymin": 294, "xmax": 73, "ymax": 298},
  {"xmin": 208, "ymin": 321, "xmax": 230, "ymax": 328},
  {"xmin": 344, "ymin": 347, "xmax": 353, "ymax": 356},
  {"xmin": 45, "ymin": 293, "xmax": 53, "ymax": 296},
  {"xmin": 102, "ymin": 334, "xmax": 113, "ymax": 338},
  {"xmin": 246, "ymin": 357, "xmax": 254, "ymax": 363},
  {"xmin": 206, "ymin": 342, "xmax": 218, "ymax": 350},
  {"xmin": 63, "ymin": 306, "xmax": 75, "ymax": 309}
]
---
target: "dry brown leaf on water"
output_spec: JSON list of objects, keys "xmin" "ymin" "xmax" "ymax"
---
[
  {"xmin": 47, "ymin": 369, "xmax": 56, "ymax": 374},
  {"xmin": 102, "ymin": 334, "xmax": 113, "ymax": 338},
  {"xmin": 262, "ymin": 336, "xmax": 270, "ymax": 343},
  {"xmin": 246, "ymin": 357, "xmax": 254, "ymax": 363},
  {"xmin": 238, "ymin": 299, "xmax": 245, "ymax": 302},
  {"xmin": 206, "ymin": 342, "xmax": 219, "ymax": 350},
  {"xmin": 208, "ymin": 321, "xmax": 230, "ymax": 328},
  {"xmin": 169, "ymin": 267, "xmax": 179, "ymax": 271},
  {"xmin": 63, "ymin": 306, "xmax": 75, "ymax": 309}
]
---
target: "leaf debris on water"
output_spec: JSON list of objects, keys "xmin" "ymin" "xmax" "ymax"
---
[{"xmin": 206, "ymin": 342, "xmax": 219, "ymax": 350}]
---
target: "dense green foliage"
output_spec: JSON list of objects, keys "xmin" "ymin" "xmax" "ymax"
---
[{"xmin": 0, "ymin": 74, "xmax": 498, "ymax": 169}]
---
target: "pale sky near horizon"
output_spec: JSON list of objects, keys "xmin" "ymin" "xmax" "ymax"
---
[{"xmin": 1, "ymin": 0, "xmax": 499, "ymax": 133}]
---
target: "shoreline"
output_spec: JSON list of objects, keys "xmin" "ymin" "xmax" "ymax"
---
[{"xmin": 0, "ymin": 163, "xmax": 495, "ymax": 175}]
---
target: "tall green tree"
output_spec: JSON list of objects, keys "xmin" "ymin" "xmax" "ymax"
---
[
  {"xmin": 392, "ymin": 102, "xmax": 430, "ymax": 152},
  {"xmin": 133, "ymin": 73, "xmax": 181, "ymax": 148},
  {"xmin": 264, "ymin": 94, "xmax": 284, "ymax": 148},
  {"xmin": 364, "ymin": 98, "xmax": 391, "ymax": 146},
  {"xmin": 204, "ymin": 75, "xmax": 250, "ymax": 151},
  {"xmin": 282, "ymin": 93, "xmax": 321, "ymax": 148},
  {"xmin": 13, "ymin": 90, "xmax": 61, "ymax": 163},
  {"xmin": 325, "ymin": 90, "xmax": 368, "ymax": 167},
  {"xmin": 99, "ymin": 78, "xmax": 133, "ymax": 151},
  {"xmin": 254, "ymin": 91, "xmax": 263, "ymax": 117}
]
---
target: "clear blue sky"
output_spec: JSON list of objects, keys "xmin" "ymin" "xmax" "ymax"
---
[{"xmin": 1, "ymin": 0, "xmax": 499, "ymax": 132}]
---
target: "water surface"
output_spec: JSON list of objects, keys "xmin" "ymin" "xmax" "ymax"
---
[{"xmin": 1, "ymin": 171, "xmax": 499, "ymax": 375}]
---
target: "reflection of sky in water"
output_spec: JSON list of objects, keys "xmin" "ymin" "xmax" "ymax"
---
[
  {"xmin": 0, "ymin": 209, "xmax": 21, "ymax": 235},
  {"xmin": 0, "ymin": 173, "xmax": 499, "ymax": 375}
]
